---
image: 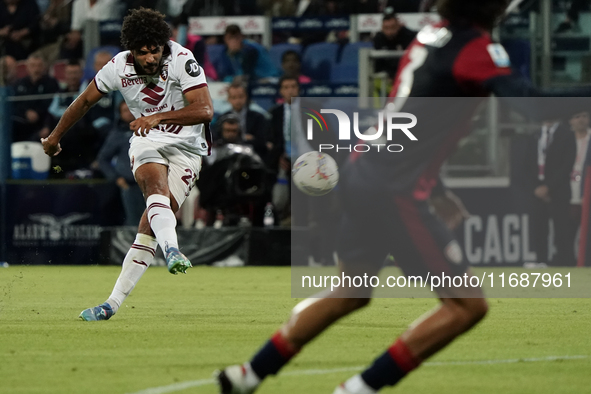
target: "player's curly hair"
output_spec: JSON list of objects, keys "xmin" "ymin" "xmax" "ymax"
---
[
  {"xmin": 120, "ymin": 7, "xmax": 171, "ymax": 51},
  {"xmin": 437, "ymin": 0, "xmax": 510, "ymax": 30}
]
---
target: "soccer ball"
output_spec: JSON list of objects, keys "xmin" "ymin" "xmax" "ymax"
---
[{"xmin": 292, "ymin": 151, "xmax": 339, "ymax": 196}]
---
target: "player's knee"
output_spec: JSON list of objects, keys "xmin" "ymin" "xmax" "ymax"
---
[
  {"xmin": 469, "ymin": 298, "xmax": 489, "ymax": 322},
  {"xmin": 341, "ymin": 297, "xmax": 371, "ymax": 312},
  {"xmin": 458, "ymin": 298, "xmax": 488, "ymax": 327},
  {"xmin": 446, "ymin": 298, "xmax": 488, "ymax": 330}
]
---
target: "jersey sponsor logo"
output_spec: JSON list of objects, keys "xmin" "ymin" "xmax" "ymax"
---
[
  {"xmin": 177, "ymin": 52, "xmax": 188, "ymax": 57},
  {"xmin": 185, "ymin": 59, "xmax": 201, "ymax": 77},
  {"xmin": 141, "ymin": 82, "xmax": 165, "ymax": 105},
  {"xmin": 160, "ymin": 64, "xmax": 168, "ymax": 81},
  {"xmin": 121, "ymin": 76, "xmax": 148, "ymax": 88},
  {"xmin": 145, "ymin": 103, "xmax": 168, "ymax": 113},
  {"xmin": 487, "ymin": 44, "xmax": 511, "ymax": 68}
]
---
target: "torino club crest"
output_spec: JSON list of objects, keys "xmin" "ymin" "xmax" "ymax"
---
[{"xmin": 160, "ymin": 64, "xmax": 168, "ymax": 81}]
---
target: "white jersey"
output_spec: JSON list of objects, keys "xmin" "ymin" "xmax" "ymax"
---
[{"xmin": 94, "ymin": 40, "xmax": 212, "ymax": 155}]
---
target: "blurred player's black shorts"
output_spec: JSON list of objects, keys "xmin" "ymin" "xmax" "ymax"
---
[{"xmin": 336, "ymin": 171, "xmax": 470, "ymax": 280}]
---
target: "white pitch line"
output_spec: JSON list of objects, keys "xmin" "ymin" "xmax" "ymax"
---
[{"xmin": 127, "ymin": 355, "xmax": 589, "ymax": 394}]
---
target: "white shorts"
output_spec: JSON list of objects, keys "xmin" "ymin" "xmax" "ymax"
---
[{"xmin": 129, "ymin": 138, "xmax": 202, "ymax": 207}]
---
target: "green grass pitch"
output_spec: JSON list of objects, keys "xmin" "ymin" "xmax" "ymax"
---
[{"xmin": 1, "ymin": 266, "xmax": 591, "ymax": 393}]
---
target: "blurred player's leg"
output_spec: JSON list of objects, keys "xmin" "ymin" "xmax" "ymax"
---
[
  {"xmin": 338, "ymin": 295, "xmax": 488, "ymax": 393},
  {"xmin": 217, "ymin": 269, "xmax": 374, "ymax": 393}
]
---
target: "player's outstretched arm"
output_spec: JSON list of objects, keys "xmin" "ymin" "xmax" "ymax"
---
[
  {"xmin": 41, "ymin": 80, "xmax": 105, "ymax": 156},
  {"xmin": 129, "ymin": 85, "xmax": 213, "ymax": 136}
]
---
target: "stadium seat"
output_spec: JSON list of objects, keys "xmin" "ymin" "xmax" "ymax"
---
[
  {"xmin": 269, "ymin": 43, "xmax": 302, "ymax": 69},
  {"xmin": 338, "ymin": 41, "xmax": 373, "ymax": 65},
  {"xmin": 50, "ymin": 60, "xmax": 68, "ymax": 82},
  {"xmin": 301, "ymin": 42, "xmax": 339, "ymax": 81},
  {"xmin": 83, "ymin": 45, "xmax": 120, "ymax": 81},
  {"xmin": 206, "ymin": 44, "xmax": 226, "ymax": 69},
  {"xmin": 330, "ymin": 63, "xmax": 358, "ymax": 83}
]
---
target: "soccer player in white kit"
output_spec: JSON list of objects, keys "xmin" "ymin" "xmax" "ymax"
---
[{"xmin": 41, "ymin": 8, "xmax": 214, "ymax": 321}]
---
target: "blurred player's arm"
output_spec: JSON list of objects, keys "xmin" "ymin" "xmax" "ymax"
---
[
  {"xmin": 454, "ymin": 40, "xmax": 591, "ymax": 119},
  {"xmin": 484, "ymin": 73, "xmax": 591, "ymax": 120},
  {"xmin": 429, "ymin": 178, "xmax": 469, "ymax": 230},
  {"xmin": 130, "ymin": 85, "xmax": 213, "ymax": 136},
  {"xmin": 41, "ymin": 80, "xmax": 105, "ymax": 156}
]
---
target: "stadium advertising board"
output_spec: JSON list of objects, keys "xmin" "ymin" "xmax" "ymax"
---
[{"xmin": 3, "ymin": 182, "xmax": 123, "ymax": 265}]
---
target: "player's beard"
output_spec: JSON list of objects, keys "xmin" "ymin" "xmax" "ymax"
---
[{"xmin": 135, "ymin": 61, "xmax": 161, "ymax": 76}]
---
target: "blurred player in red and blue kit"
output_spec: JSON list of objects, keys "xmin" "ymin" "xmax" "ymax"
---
[{"xmin": 217, "ymin": 0, "xmax": 591, "ymax": 392}]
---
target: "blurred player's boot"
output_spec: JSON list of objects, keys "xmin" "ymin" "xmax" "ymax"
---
[
  {"xmin": 334, "ymin": 375, "xmax": 377, "ymax": 394},
  {"xmin": 333, "ymin": 385, "xmax": 353, "ymax": 394},
  {"xmin": 215, "ymin": 363, "xmax": 260, "ymax": 394},
  {"xmin": 79, "ymin": 302, "xmax": 114, "ymax": 321},
  {"xmin": 165, "ymin": 245, "xmax": 192, "ymax": 274}
]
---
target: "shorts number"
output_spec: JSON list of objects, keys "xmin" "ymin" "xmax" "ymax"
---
[{"xmin": 181, "ymin": 168, "xmax": 197, "ymax": 195}]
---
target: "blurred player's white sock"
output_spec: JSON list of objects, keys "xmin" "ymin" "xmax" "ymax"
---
[
  {"xmin": 343, "ymin": 375, "xmax": 376, "ymax": 394},
  {"xmin": 146, "ymin": 194, "xmax": 179, "ymax": 254},
  {"xmin": 106, "ymin": 233, "xmax": 158, "ymax": 313}
]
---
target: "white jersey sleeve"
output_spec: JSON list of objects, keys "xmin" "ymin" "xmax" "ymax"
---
[
  {"xmin": 94, "ymin": 55, "xmax": 120, "ymax": 94},
  {"xmin": 172, "ymin": 50, "xmax": 208, "ymax": 95}
]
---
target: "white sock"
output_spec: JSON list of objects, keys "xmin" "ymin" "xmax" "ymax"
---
[
  {"xmin": 106, "ymin": 233, "xmax": 158, "ymax": 313},
  {"xmin": 242, "ymin": 362, "xmax": 261, "ymax": 387},
  {"xmin": 146, "ymin": 194, "xmax": 179, "ymax": 255},
  {"xmin": 343, "ymin": 375, "xmax": 376, "ymax": 394}
]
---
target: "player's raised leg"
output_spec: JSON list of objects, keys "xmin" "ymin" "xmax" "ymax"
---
[
  {"xmin": 135, "ymin": 162, "xmax": 191, "ymax": 275},
  {"xmin": 216, "ymin": 267, "xmax": 375, "ymax": 394}
]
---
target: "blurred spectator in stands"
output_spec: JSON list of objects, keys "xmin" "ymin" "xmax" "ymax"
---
[
  {"xmin": 200, "ymin": 114, "xmax": 268, "ymax": 226},
  {"xmin": 555, "ymin": 0, "xmax": 589, "ymax": 33},
  {"xmin": 267, "ymin": 76, "xmax": 303, "ymax": 221},
  {"xmin": 214, "ymin": 24, "xmax": 280, "ymax": 82},
  {"xmin": 268, "ymin": 75, "xmax": 337, "ymax": 260},
  {"xmin": 281, "ymin": 50, "xmax": 311, "ymax": 84},
  {"xmin": 214, "ymin": 114, "xmax": 244, "ymax": 146},
  {"xmin": 373, "ymin": 7, "xmax": 416, "ymax": 78},
  {"xmin": 385, "ymin": 0, "xmax": 422, "ymax": 12},
  {"xmin": 182, "ymin": 33, "xmax": 218, "ymax": 81},
  {"xmin": 529, "ymin": 118, "xmax": 577, "ymax": 266},
  {"xmin": 257, "ymin": 0, "xmax": 295, "ymax": 16},
  {"xmin": 220, "ymin": 80, "xmax": 270, "ymax": 160},
  {"xmin": 346, "ymin": 0, "xmax": 381, "ymax": 14},
  {"xmin": 178, "ymin": 0, "xmax": 260, "ymax": 17},
  {"xmin": 419, "ymin": 0, "xmax": 436, "ymax": 11},
  {"xmin": 268, "ymin": 76, "xmax": 299, "ymax": 176},
  {"xmin": 37, "ymin": 0, "xmax": 72, "ymax": 64},
  {"xmin": 43, "ymin": 59, "xmax": 99, "ymax": 178},
  {"xmin": 40, "ymin": 59, "xmax": 83, "ymax": 138},
  {"xmin": 98, "ymin": 101, "xmax": 144, "ymax": 226},
  {"xmin": 60, "ymin": 0, "xmax": 120, "ymax": 60},
  {"xmin": 122, "ymin": 0, "xmax": 166, "ymax": 14},
  {"xmin": 569, "ymin": 111, "xmax": 591, "ymax": 234},
  {"xmin": 0, "ymin": 0, "xmax": 41, "ymax": 60},
  {"xmin": 11, "ymin": 53, "xmax": 59, "ymax": 142},
  {"xmin": 82, "ymin": 49, "xmax": 118, "ymax": 139},
  {"xmin": 0, "ymin": 55, "xmax": 17, "ymax": 85}
]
